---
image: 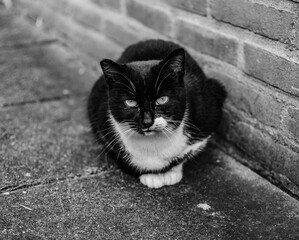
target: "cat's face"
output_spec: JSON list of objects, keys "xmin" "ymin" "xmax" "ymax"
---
[{"xmin": 101, "ymin": 48, "xmax": 186, "ymax": 136}]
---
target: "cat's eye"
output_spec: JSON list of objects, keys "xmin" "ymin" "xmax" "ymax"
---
[
  {"xmin": 156, "ymin": 96, "xmax": 169, "ymax": 105},
  {"xmin": 124, "ymin": 99, "xmax": 138, "ymax": 107}
]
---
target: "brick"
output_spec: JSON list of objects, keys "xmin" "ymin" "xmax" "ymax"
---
[
  {"xmin": 126, "ymin": 0, "xmax": 172, "ymax": 35},
  {"xmin": 207, "ymin": 71, "xmax": 284, "ymax": 128},
  {"xmin": 65, "ymin": 1, "xmax": 104, "ymax": 32},
  {"xmin": 285, "ymin": 107, "xmax": 299, "ymax": 140},
  {"xmin": 34, "ymin": 0, "xmax": 104, "ymax": 33},
  {"xmin": 221, "ymin": 116, "xmax": 299, "ymax": 185},
  {"xmin": 15, "ymin": 0, "xmax": 122, "ymax": 62},
  {"xmin": 175, "ymin": 20, "xmax": 238, "ymax": 65},
  {"xmin": 164, "ymin": 0, "xmax": 207, "ymax": 16},
  {"xmin": 284, "ymin": 149, "xmax": 299, "ymax": 187},
  {"xmin": 295, "ymin": 18, "xmax": 299, "ymax": 49},
  {"xmin": 244, "ymin": 43, "xmax": 299, "ymax": 97},
  {"xmin": 104, "ymin": 20, "xmax": 160, "ymax": 47},
  {"xmin": 210, "ymin": 0, "xmax": 294, "ymax": 43},
  {"xmin": 91, "ymin": 0, "xmax": 121, "ymax": 11},
  {"xmin": 104, "ymin": 20, "xmax": 140, "ymax": 46}
]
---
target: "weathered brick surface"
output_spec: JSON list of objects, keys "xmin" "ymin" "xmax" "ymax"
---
[
  {"xmin": 16, "ymin": 0, "xmax": 122, "ymax": 63},
  {"xmin": 295, "ymin": 19, "xmax": 299, "ymax": 49},
  {"xmin": 244, "ymin": 43, "xmax": 299, "ymax": 97},
  {"xmin": 285, "ymin": 107, "xmax": 299, "ymax": 140},
  {"xmin": 30, "ymin": 0, "xmax": 104, "ymax": 35},
  {"xmin": 206, "ymin": 70, "xmax": 284, "ymax": 128},
  {"xmin": 91, "ymin": 0, "xmax": 121, "ymax": 12},
  {"xmin": 175, "ymin": 20, "xmax": 238, "ymax": 66},
  {"xmin": 104, "ymin": 19, "xmax": 159, "ymax": 47},
  {"xmin": 220, "ymin": 111, "xmax": 299, "ymax": 185},
  {"xmin": 126, "ymin": 0, "xmax": 172, "ymax": 35},
  {"xmin": 210, "ymin": 0, "xmax": 295, "ymax": 43},
  {"xmin": 104, "ymin": 20, "xmax": 140, "ymax": 47},
  {"xmin": 164, "ymin": 0, "xmax": 207, "ymax": 16}
]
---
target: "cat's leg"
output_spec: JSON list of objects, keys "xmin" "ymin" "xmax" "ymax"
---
[{"xmin": 139, "ymin": 163, "xmax": 183, "ymax": 188}]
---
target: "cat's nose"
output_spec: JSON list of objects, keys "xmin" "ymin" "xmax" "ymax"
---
[{"xmin": 142, "ymin": 112, "xmax": 153, "ymax": 128}]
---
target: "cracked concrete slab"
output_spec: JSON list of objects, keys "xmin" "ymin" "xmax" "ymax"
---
[
  {"xmin": 0, "ymin": 98, "xmax": 110, "ymax": 189},
  {"xmin": 1, "ymin": 150, "xmax": 298, "ymax": 239}
]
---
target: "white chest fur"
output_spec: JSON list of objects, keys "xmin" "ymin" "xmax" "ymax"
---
[{"xmin": 109, "ymin": 114, "xmax": 209, "ymax": 171}]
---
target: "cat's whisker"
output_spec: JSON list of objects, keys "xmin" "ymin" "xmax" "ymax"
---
[
  {"xmin": 101, "ymin": 129, "xmax": 116, "ymax": 139},
  {"xmin": 95, "ymin": 134, "xmax": 121, "ymax": 160},
  {"xmin": 161, "ymin": 129, "xmax": 174, "ymax": 145},
  {"xmin": 116, "ymin": 147, "xmax": 122, "ymax": 160},
  {"xmin": 184, "ymin": 122, "xmax": 202, "ymax": 133},
  {"xmin": 166, "ymin": 119, "xmax": 180, "ymax": 123},
  {"xmin": 88, "ymin": 113, "xmax": 109, "ymax": 124},
  {"xmin": 167, "ymin": 118, "xmax": 203, "ymax": 134},
  {"xmin": 162, "ymin": 127, "xmax": 177, "ymax": 147},
  {"xmin": 126, "ymin": 129, "xmax": 136, "ymax": 139},
  {"xmin": 122, "ymin": 129, "xmax": 134, "ymax": 138},
  {"xmin": 167, "ymin": 127, "xmax": 181, "ymax": 144}
]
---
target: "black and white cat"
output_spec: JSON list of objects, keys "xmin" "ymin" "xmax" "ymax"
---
[{"xmin": 88, "ymin": 39, "xmax": 226, "ymax": 188}]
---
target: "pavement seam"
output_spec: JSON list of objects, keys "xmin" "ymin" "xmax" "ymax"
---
[
  {"xmin": 2, "ymin": 93, "xmax": 89, "ymax": 109},
  {"xmin": 0, "ymin": 38, "xmax": 59, "ymax": 52},
  {"xmin": 0, "ymin": 169, "xmax": 115, "ymax": 194}
]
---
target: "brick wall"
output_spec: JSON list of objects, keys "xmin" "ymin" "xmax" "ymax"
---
[{"xmin": 15, "ymin": 0, "xmax": 299, "ymax": 194}]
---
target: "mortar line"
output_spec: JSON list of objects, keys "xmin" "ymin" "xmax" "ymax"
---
[{"xmin": 2, "ymin": 93, "xmax": 89, "ymax": 108}]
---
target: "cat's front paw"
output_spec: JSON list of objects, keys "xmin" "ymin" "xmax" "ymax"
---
[
  {"xmin": 139, "ymin": 165, "xmax": 183, "ymax": 188},
  {"xmin": 140, "ymin": 174, "xmax": 165, "ymax": 189}
]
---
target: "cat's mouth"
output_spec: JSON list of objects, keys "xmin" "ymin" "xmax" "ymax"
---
[{"xmin": 141, "ymin": 128, "xmax": 162, "ymax": 136}]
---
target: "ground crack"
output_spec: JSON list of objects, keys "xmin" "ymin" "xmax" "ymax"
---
[
  {"xmin": 2, "ymin": 93, "xmax": 89, "ymax": 108},
  {"xmin": 0, "ymin": 170, "xmax": 115, "ymax": 194}
]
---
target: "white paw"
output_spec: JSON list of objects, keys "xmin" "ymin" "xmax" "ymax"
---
[
  {"xmin": 140, "ymin": 174, "xmax": 165, "ymax": 189},
  {"xmin": 163, "ymin": 170, "xmax": 182, "ymax": 186},
  {"xmin": 139, "ymin": 166, "xmax": 183, "ymax": 188}
]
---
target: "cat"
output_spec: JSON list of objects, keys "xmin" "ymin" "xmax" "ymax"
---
[{"xmin": 88, "ymin": 39, "xmax": 226, "ymax": 188}]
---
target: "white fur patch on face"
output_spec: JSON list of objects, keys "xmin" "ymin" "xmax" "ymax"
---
[{"xmin": 149, "ymin": 117, "xmax": 167, "ymax": 131}]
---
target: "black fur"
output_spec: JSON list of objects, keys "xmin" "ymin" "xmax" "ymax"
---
[{"xmin": 88, "ymin": 39, "xmax": 226, "ymax": 177}]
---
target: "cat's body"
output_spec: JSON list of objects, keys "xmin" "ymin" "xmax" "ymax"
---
[{"xmin": 88, "ymin": 39, "xmax": 226, "ymax": 188}]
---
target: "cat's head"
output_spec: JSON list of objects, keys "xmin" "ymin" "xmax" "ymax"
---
[{"xmin": 100, "ymin": 48, "xmax": 186, "ymax": 137}]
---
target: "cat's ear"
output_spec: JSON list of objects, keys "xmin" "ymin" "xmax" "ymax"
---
[
  {"xmin": 160, "ymin": 48, "xmax": 185, "ymax": 75},
  {"xmin": 100, "ymin": 59, "xmax": 125, "ymax": 86}
]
